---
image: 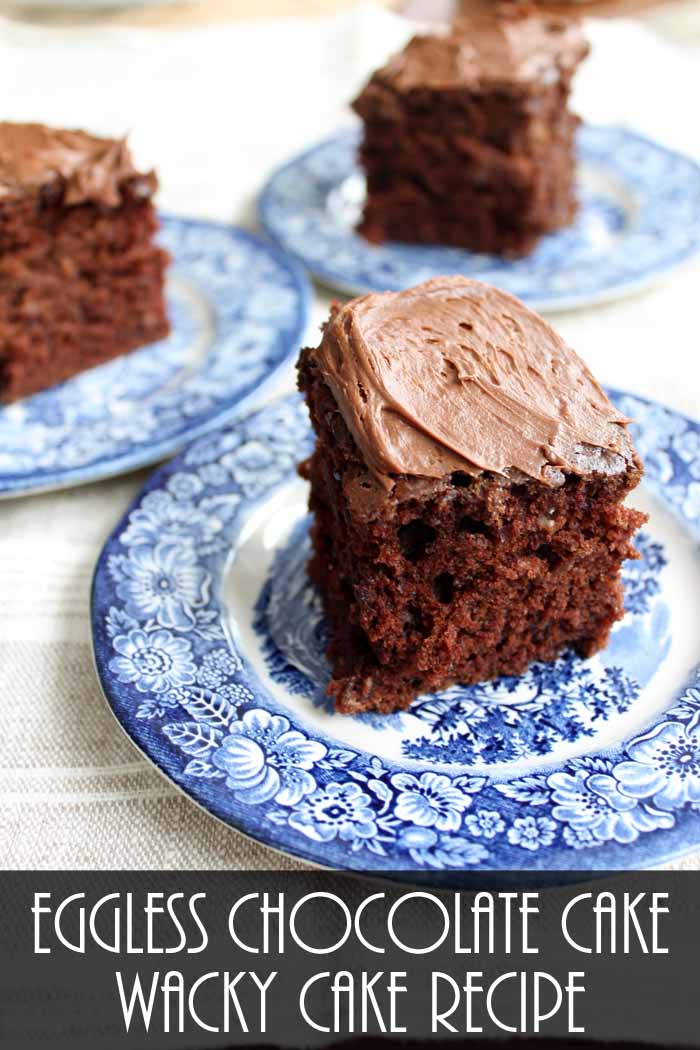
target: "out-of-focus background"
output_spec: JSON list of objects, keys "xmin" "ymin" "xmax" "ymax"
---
[{"xmin": 1, "ymin": 0, "xmax": 700, "ymax": 41}]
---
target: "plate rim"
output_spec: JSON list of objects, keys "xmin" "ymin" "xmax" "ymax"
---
[
  {"xmin": 90, "ymin": 389, "xmax": 700, "ymax": 875},
  {"xmin": 0, "ymin": 216, "xmax": 312, "ymax": 500},
  {"xmin": 258, "ymin": 123, "xmax": 700, "ymax": 312}
]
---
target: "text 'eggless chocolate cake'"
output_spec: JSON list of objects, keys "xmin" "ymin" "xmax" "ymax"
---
[{"xmin": 298, "ymin": 276, "xmax": 646, "ymax": 715}]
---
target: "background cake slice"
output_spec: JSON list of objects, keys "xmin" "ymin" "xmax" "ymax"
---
[
  {"xmin": 352, "ymin": 5, "xmax": 589, "ymax": 256},
  {"xmin": 298, "ymin": 276, "xmax": 646, "ymax": 716},
  {"xmin": 0, "ymin": 122, "xmax": 170, "ymax": 403}
]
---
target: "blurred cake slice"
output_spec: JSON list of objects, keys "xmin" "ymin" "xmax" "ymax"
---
[
  {"xmin": 0, "ymin": 122, "xmax": 169, "ymax": 403},
  {"xmin": 353, "ymin": 5, "xmax": 589, "ymax": 255}
]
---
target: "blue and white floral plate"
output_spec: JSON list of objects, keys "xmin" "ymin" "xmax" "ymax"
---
[
  {"xmin": 259, "ymin": 125, "xmax": 700, "ymax": 311},
  {"xmin": 0, "ymin": 217, "xmax": 310, "ymax": 499},
  {"xmin": 92, "ymin": 391, "xmax": 700, "ymax": 874}
]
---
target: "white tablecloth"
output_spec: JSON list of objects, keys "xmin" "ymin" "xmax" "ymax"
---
[{"xmin": 0, "ymin": 5, "xmax": 699, "ymax": 869}]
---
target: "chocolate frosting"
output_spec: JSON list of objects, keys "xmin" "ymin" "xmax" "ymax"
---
[
  {"xmin": 364, "ymin": 8, "xmax": 588, "ymax": 94},
  {"xmin": 314, "ymin": 277, "xmax": 636, "ymax": 491},
  {"xmin": 0, "ymin": 122, "xmax": 153, "ymax": 207}
]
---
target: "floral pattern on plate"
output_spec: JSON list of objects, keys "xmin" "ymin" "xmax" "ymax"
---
[
  {"xmin": 92, "ymin": 392, "xmax": 700, "ymax": 873},
  {"xmin": 254, "ymin": 524, "xmax": 674, "ymax": 773}
]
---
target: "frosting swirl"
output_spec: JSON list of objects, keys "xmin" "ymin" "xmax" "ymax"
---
[
  {"xmin": 313, "ymin": 277, "xmax": 636, "ymax": 490},
  {"xmin": 0, "ymin": 122, "xmax": 153, "ymax": 207},
  {"xmin": 360, "ymin": 8, "xmax": 588, "ymax": 95}
]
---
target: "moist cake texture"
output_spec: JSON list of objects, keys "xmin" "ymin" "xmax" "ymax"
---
[
  {"xmin": 352, "ymin": 5, "xmax": 589, "ymax": 256},
  {"xmin": 0, "ymin": 122, "xmax": 169, "ymax": 403},
  {"xmin": 298, "ymin": 276, "xmax": 646, "ymax": 715}
]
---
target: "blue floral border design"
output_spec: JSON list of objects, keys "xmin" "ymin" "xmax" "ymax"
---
[
  {"xmin": 252, "ymin": 522, "xmax": 668, "ymax": 758},
  {"xmin": 259, "ymin": 125, "xmax": 700, "ymax": 310},
  {"xmin": 91, "ymin": 391, "xmax": 700, "ymax": 873},
  {"xmin": 0, "ymin": 217, "xmax": 311, "ymax": 499}
]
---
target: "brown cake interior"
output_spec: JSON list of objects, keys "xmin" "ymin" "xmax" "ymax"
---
[
  {"xmin": 0, "ymin": 124, "xmax": 169, "ymax": 403},
  {"xmin": 298, "ymin": 277, "xmax": 646, "ymax": 716},
  {"xmin": 356, "ymin": 88, "xmax": 579, "ymax": 256},
  {"xmin": 352, "ymin": 8, "xmax": 589, "ymax": 256}
]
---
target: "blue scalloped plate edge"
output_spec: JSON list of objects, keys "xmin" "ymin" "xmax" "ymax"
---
[{"xmin": 90, "ymin": 388, "xmax": 700, "ymax": 878}]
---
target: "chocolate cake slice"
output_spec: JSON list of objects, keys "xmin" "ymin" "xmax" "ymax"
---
[
  {"xmin": 0, "ymin": 122, "xmax": 170, "ymax": 403},
  {"xmin": 352, "ymin": 5, "xmax": 589, "ymax": 256},
  {"xmin": 298, "ymin": 276, "xmax": 646, "ymax": 715}
]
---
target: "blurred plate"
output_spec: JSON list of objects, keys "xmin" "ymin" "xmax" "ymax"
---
[
  {"xmin": 259, "ymin": 124, "xmax": 700, "ymax": 311},
  {"xmin": 3, "ymin": 0, "xmax": 184, "ymax": 8}
]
